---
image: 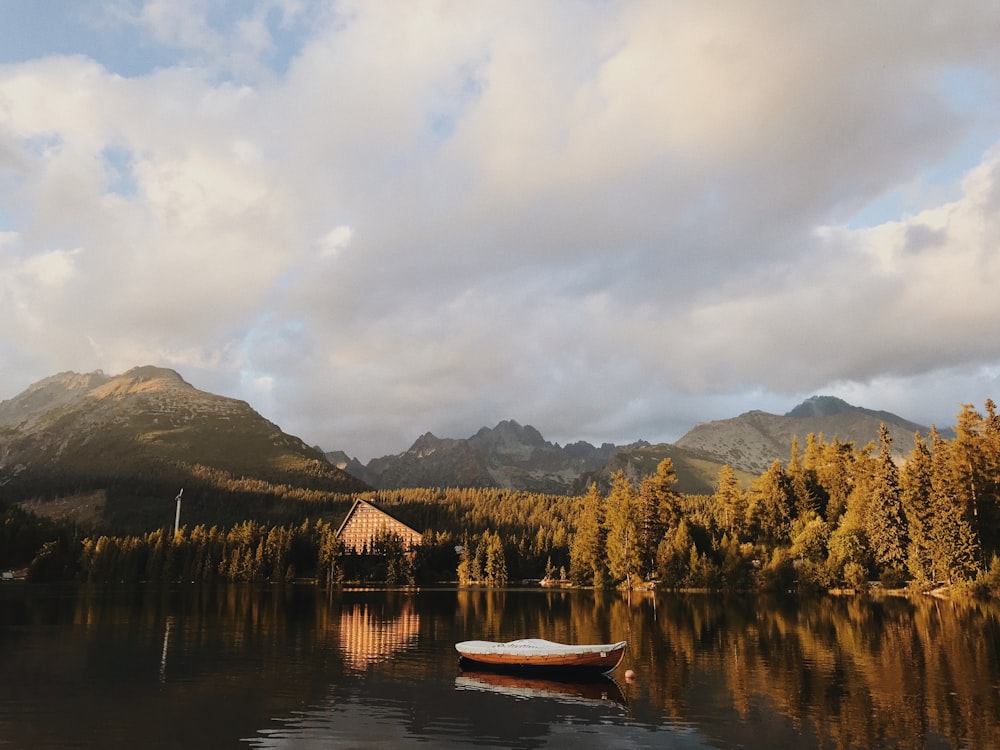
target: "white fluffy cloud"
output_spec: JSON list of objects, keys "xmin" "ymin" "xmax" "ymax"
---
[{"xmin": 2, "ymin": 1, "xmax": 1000, "ymax": 460}]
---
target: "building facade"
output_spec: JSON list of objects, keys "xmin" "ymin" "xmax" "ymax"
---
[{"xmin": 335, "ymin": 498, "xmax": 423, "ymax": 554}]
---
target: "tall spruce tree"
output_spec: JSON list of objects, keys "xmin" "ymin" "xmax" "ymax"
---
[
  {"xmin": 604, "ymin": 470, "xmax": 643, "ymax": 586},
  {"xmin": 816, "ymin": 438, "xmax": 856, "ymax": 523},
  {"xmin": 801, "ymin": 432, "xmax": 830, "ymax": 516},
  {"xmin": 865, "ymin": 424, "xmax": 908, "ymax": 576},
  {"xmin": 788, "ymin": 435, "xmax": 820, "ymax": 516},
  {"xmin": 637, "ymin": 458, "xmax": 682, "ymax": 577},
  {"xmin": 744, "ymin": 460, "xmax": 794, "ymax": 545},
  {"xmin": 929, "ymin": 428, "xmax": 981, "ymax": 583},
  {"xmin": 980, "ymin": 399, "xmax": 1000, "ymax": 556},
  {"xmin": 713, "ymin": 465, "xmax": 747, "ymax": 540},
  {"xmin": 954, "ymin": 401, "xmax": 1000, "ymax": 558},
  {"xmin": 569, "ymin": 483, "xmax": 607, "ymax": 587},
  {"xmin": 900, "ymin": 433, "xmax": 935, "ymax": 583}
]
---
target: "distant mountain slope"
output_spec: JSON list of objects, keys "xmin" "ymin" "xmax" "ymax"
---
[
  {"xmin": 329, "ymin": 397, "xmax": 944, "ymax": 496},
  {"xmin": 0, "ymin": 366, "xmax": 368, "ymax": 502},
  {"xmin": 571, "ymin": 441, "xmax": 758, "ymax": 496},
  {"xmin": 3, "ymin": 366, "xmax": 956, "ymax": 511},
  {"xmin": 332, "ymin": 420, "xmax": 743, "ymax": 496},
  {"xmin": 675, "ymin": 395, "xmax": 938, "ymax": 475},
  {"xmin": 342, "ymin": 420, "xmax": 621, "ymax": 495}
]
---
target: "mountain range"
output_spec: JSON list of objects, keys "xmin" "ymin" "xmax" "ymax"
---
[
  {"xmin": 1, "ymin": 367, "xmax": 948, "ymax": 512},
  {"xmin": 327, "ymin": 395, "xmax": 943, "ymax": 495}
]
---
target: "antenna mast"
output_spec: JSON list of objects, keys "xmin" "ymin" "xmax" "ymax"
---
[{"xmin": 174, "ymin": 489, "xmax": 183, "ymax": 535}]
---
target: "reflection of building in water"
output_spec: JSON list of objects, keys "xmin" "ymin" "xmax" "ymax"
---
[
  {"xmin": 338, "ymin": 603, "xmax": 421, "ymax": 670},
  {"xmin": 336, "ymin": 498, "xmax": 423, "ymax": 553}
]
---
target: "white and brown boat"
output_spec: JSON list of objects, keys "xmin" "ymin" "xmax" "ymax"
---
[{"xmin": 455, "ymin": 638, "xmax": 627, "ymax": 675}]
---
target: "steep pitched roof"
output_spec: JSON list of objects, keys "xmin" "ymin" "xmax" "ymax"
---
[{"xmin": 336, "ymin": 497, "xmax": 423, "ymax": 553}]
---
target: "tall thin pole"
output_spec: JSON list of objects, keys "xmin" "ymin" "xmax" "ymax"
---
[{"xmin": 174, "ymin": 489, "xmax": 183, "ymax": 535}]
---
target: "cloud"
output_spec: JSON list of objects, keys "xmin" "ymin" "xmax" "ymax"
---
[
  {"xmin": 2, "ymin": 1, "xmax": 1000, "ymax": 461},
  {"xmin": 318, "ymin": 225, "xmax": 353, "ymax": 259}
]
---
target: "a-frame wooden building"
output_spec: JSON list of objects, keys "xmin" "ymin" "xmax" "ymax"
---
[{"xmin": 336, "ymin": 498, "xmax": 423, "ymax": 554}]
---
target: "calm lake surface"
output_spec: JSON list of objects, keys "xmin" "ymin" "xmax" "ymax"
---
[{"xmin": 1, "ymin": 584, "xmax": 998, "ymax": 749}]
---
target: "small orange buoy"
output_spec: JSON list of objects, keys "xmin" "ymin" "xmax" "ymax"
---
[{"xmin": 624, "ymin": 669, "xmax": 636, "ymax": 681}]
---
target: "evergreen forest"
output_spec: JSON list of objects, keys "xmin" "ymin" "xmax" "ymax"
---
[{"xmin": 4, "ymin": 401, "xmax": 1000, "ymax": 598}]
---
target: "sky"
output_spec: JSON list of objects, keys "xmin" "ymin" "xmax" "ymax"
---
[{"xmin": 3, "ymin": 1, "xmax": 1000, "ymax": 462}]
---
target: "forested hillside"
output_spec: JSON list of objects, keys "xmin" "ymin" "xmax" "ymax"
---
[
  {"xmin": 0, "ymin": 367, "xmax": 368, "ymax": 541},
  {"xmin": 568, "ymin": 402, "xmax": 1000, "ymax": 595},
  {"xmin": 5, "ymin": 401, "xmax": 1000, "ymax": 599}
]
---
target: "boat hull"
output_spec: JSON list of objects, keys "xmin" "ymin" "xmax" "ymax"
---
[{"xmin": 455, "ymin": 638, "xmax": 627, "ymax": 675}]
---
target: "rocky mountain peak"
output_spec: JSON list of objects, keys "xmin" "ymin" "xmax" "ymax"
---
[
  {"xmin": 469, "ymin": 420, "xmax": 549, "ymax": 457},
  {"xmin": 785, "ymin": 395, "xmax": 853, "ymax": 418},
  {"xmin": 0, "ymin": 370, "xmax": 113, "ymax": 429},
  {"xmin": 89, "ymin": 366, "xmax": 194, "ymax": 400},
  {"xmin": 407, "ymin": 432, "xmax": 448, "ymax": 458}
]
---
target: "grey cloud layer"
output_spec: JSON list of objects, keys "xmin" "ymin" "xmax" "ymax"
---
[{"xmin": 2, "ymin": 1, "xmax": 1000, "ymax": 460}]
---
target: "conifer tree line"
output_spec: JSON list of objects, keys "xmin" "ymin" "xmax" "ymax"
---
[
  {"xmin": 77, "ymin": 520, "xmax": 345, "ymax": 586},
  {"xmin": 566, "ymin": 401, "xmax": 1000, "ymax": 594},
  {"xmin": 14, "ymin": 486, "xmax": 574, "ymax": 585},
  {"xmin": 5, "ymin": 400, "xmax": 1000, "ymax": 595}
]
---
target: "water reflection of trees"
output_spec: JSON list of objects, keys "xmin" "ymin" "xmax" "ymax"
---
[
  {"xmin": 617, "ymin": 593, "xmax": 1000, "ymax": 750},
  {"xmin": 10, "ymin": 586, "xmax": 999, "ymax": 749}
]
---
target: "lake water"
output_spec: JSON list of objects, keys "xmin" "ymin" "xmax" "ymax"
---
[{"xmin": 1, "ymin": 584, "xmax": 998, "ymax": 749}]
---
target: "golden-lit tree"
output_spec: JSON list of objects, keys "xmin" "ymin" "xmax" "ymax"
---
[
  {"xmin": 638, "ymin": 458, "xmax": 683, "ymax": 576},
  {"xmin": 865, "ymin": 424, "xmax": 908, "ymax": 579},
  {"xmin": 604, "ymin": 470, "xmax": 644, "ymax": 586},
  {"xmin": 569, "ymin": 483, "xmax": 607, "ymax": 586}
]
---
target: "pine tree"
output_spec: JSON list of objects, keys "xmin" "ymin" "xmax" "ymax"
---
[
  {"xmin": 815, "ymin": 438, "xmax": 856, "ymax": 523},
  {"xmin": 656, "ymin": 519, "xmax": 693, "ymax": 587},
  {"xmin": 713, "ymin": 465, "xmax": 746, "ymax": 540},
  {"xmin": 569, "ymin": 483, "xmax": 607, "ymax": 587},
  {"xmin": 900, "ymin": 433, "xmax": 935, "ymax": 583},
  {"xmin": 604, "ymin": 470, "xmax": 643, "ymax": 586},
  {"xmin": 865, "ymin": 424, "xmax": 908, "ymax": 576},
  {"xmin": 483, "ymin": 530, "xmax": 508, "ymax": 587},
  {"xmin": 928, "ymin": 429, "xmax": 981, "ymax": 583},
  {"xmin": 787, "ymin": 435, "xmax": 819, "ymax": 517},
  {"xmin": 637, "ymin": 458, "xmax": 682, "ymax": 576},
  {"xmin": 980, "ymin": 399, "xmax": 1000, "ymax": 557},
  {"xmin": 954, "ymin": 401, "xmax": 1000, "ymax": 557},
  {"xmin": 456, "ymin": 535, "xmax": 474, "ymax": 585},
  {"xmin": 744, "ymin": 460, "xmax": 794, "ymax": 545},
  {"xmin": 317, "ymin": 521, "xmax": 343, "ymax": 586}
]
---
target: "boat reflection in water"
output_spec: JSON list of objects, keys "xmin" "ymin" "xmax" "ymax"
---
[{"xmin": 455, "ymin": 670, "xmax": 628, "ymax": 709}]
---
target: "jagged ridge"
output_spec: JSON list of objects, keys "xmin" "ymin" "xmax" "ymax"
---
[{"xmin": 335, "ymin": 396, "xmax": 947, "ymax": 494}]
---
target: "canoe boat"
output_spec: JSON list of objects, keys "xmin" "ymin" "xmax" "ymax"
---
[{"xmin": 455, "ymin": 638, "xmax": 627, "ymax": 675}]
